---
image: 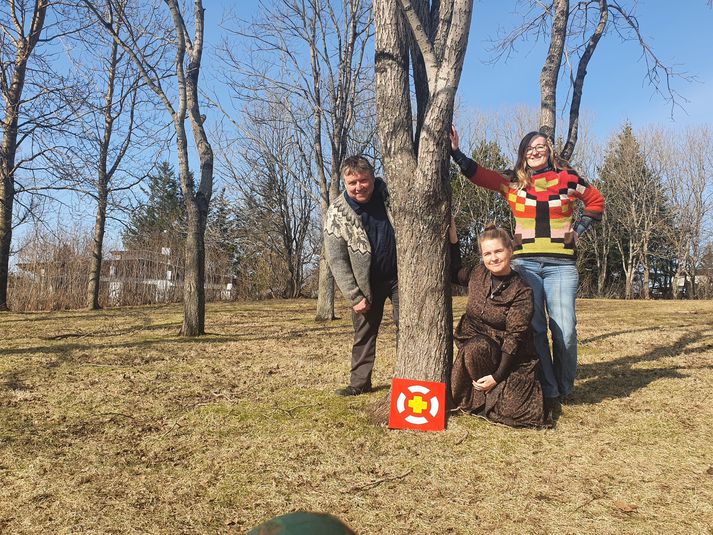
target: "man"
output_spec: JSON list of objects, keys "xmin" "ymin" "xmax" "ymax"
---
[{"xmin": 324, "ymin": 156, "xmax": 398, "ymax": 396}]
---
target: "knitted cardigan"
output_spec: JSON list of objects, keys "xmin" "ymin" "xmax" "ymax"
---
[{"xmin": 324, "ymin": 179, "xmax": 394, "ymax": 306}]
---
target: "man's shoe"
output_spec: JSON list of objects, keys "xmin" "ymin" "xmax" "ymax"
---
[{"xmin": 336, "ymin": 385, "xmax": 372, "ymax": 396}]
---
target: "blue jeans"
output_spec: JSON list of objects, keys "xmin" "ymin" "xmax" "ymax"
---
[{"xmin": 511, "ymin": 257, "xmax": 579, "ymax": 398}]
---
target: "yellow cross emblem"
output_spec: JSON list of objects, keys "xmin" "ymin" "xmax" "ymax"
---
[{"xmin": 408, "ymin": 395, "xmax": 428, "ymax": 414}]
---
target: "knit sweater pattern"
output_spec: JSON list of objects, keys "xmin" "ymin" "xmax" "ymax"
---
[
  {"xmin": 324, "ymin": 179, "xmax": 394, "ymax": 306},
  {"xmin": 469, "ymin": 165, "xmax": 605, "ymax": 258}
]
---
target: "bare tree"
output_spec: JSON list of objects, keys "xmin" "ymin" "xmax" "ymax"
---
[
  {"xmin": 653, "ymin": 125, "xmax": 713, "ymax": 298},
  {"xmin": 82, "ymin": 0, "xmax": 214, "ymax": 335},
  {"xmin": 220, "ymin": 101, "xmax": 318, "ymax": 299},
  {"xmin": 61, "ymin": 0, "xmax": 156, "ymax": 310},
  {"xmin": 492, "ymin": 0, "xmax": 691, "ymax": 160},
  {"xmin": 0, "ymin": 0, "xmax": 49, "ymax": 310},
  {"xmin": 218, "ymin": 0, "xmax": 374, "ymax": 320},
  {"xmin": 679, "ymin": 127, "xmax": 713, "ymax": 298},
  {"xmin": 373, "ymin": 0, "xmax": 473, "ymax": 384}
]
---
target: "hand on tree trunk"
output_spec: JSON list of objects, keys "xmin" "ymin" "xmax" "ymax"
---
[{"xmin": 450, "ymin": 125, "xmax": 459, "ymax": 152}]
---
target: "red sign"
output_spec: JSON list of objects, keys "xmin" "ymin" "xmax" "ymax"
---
[{"xmin": 388, "ymin": 378, "xmax": 446, "ymax": 432}]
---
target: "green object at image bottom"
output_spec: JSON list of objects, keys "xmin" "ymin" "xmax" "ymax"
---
[{"xmin": 246, "ymin": 511, "xmax": 356, "ymax": 535}]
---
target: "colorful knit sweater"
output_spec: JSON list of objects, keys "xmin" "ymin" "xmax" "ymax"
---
[{"xmin": 461, "ymin": 162, "xmax": 605, "ymax": 258}]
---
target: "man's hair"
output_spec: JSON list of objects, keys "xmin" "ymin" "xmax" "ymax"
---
[{"xmin": 340, "ymin": 155, "xmax": 374, "ymax": 179}]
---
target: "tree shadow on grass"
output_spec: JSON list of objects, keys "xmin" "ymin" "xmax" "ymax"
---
[
  {"xmin": 579, "ymin": 325, "xmax": 663, "ymax": 345},
  {"xmin": 0, "ymin": 322, "xmax": 350, "ymax": 361},
  {"xmin": 574, "ymin": 330, "xmax": 713, "ymax": 405}
]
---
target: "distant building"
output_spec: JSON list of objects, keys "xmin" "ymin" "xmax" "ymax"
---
[{"xmin": 16, "ymin": 247, "xmax": 235, "ymax": 307}]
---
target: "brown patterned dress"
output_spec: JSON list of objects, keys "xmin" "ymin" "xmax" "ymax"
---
[{"xmin": 451, "ymin": 261, "xmax": 551, "ymax": 428}]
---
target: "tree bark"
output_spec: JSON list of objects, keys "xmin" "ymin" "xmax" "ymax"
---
[
  {"xmin": 315, "ymin": 243, "xmax": 336, "ymax": 321},
  {"xmin": 374, "ymin": 0, "xmax": 472, "ymax": 383},
  {"xmin": 539, "ymin": 0, "xmax": 568, "ymax": 139},
  {"xmin": 182, "ymin": 195, "xmax": 208, "ymax": 335},
  {"xmin": 0, "ymin": 0, "xmax": 49, "ymax": 311},
  {"xmin": 86, "ymin": 176, "xmax": 108, "ymax": 309}
]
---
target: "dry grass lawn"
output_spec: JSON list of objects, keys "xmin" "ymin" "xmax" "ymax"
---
[{"xmin": 1, "ymin": 298, "xmax": 712, "ymax": 534}]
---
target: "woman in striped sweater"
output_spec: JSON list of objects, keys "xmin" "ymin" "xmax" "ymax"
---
[{"xmin": 450, "ymin": 127, "xmax": 605, "ymax": 407}]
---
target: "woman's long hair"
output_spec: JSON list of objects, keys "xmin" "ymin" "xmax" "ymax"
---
[{"xmin": 513, "ymin": 131, "xmax": 572, "ymax": 189}]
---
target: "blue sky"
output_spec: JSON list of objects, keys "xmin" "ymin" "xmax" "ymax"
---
[
  {"xmin": 459, "ymin": 0, "xmax": 713, "ymax": 139},
  {"xmin": 205, "ymin": 1, "xmax": 712, "ymax": 140},
  {"xmin": 17, "ymin": 1, "xmax": 712, "ymax": 249}
]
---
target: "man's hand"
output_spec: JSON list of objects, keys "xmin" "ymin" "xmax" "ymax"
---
[{"xmin": 353, "ymin": 298, "xmax": 370, "ymax": 314}]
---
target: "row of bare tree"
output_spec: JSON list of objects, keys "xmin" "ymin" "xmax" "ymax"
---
[
  {"xmin": 14, "ymin": 115, "xmax": 710, "ymax": 310},
  {"xmin": 1, "ymin": 0, "xmax": 376, "ymax": 335}
]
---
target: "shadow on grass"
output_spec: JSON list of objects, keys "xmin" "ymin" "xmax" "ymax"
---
[
  {"xmin": 575, "ymin": 330, "xmax": 712, "ymax": 405},
  {"xmin": 0, "ymin": 322, "xmax": 350, "ymax": 361},
  {"xmin": 580, "ymin": 325, "xmax": 663, "ymax": 345}
]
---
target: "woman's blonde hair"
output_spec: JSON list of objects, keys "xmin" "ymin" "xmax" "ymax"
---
[{"xmin": 513, "ymin": 131, "xmax": 571, "ymax": 189}]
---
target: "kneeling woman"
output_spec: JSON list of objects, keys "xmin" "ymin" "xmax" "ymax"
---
[{"xmin": 450, "ymin": 221, "xmax": 551, "ymax": 427}]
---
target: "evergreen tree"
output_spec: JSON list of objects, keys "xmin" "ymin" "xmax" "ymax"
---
[
  {"xmin": 206, "ymin": 188, "xmax": 241, "ymax": 279},
  {"xmin": 122, "ymin": 162, "xmax": 186, "ymax": 253},
  {"xmin": 598, "ymin": 124, "xmax": 672, "ymax": 298}
]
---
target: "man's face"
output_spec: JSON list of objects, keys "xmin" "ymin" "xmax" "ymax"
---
[{"xmin": 343, "ymin": 170, "xmax": 375, "ymax": 204}]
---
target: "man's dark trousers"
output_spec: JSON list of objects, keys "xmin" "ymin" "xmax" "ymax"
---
[{"xmin": 350, "ymin": 277, "xmax": 399, "ymax": 390}]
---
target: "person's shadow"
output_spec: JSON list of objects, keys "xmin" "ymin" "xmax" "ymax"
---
[{"xmin": 572, "ymin": 329, "xmax": 713, "ymax": 405}]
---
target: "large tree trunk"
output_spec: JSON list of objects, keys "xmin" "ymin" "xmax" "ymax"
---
[
  {"xmin": 181, "ymin": 198, "xmax": 208, "ymax": 335},
  {"xmin": 390, "ymin": 161, "xmax": 453, "ymax": 383},
  {"xmin": 374, "ymin": 0, "xmax": 472, "ymax": 384}
]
